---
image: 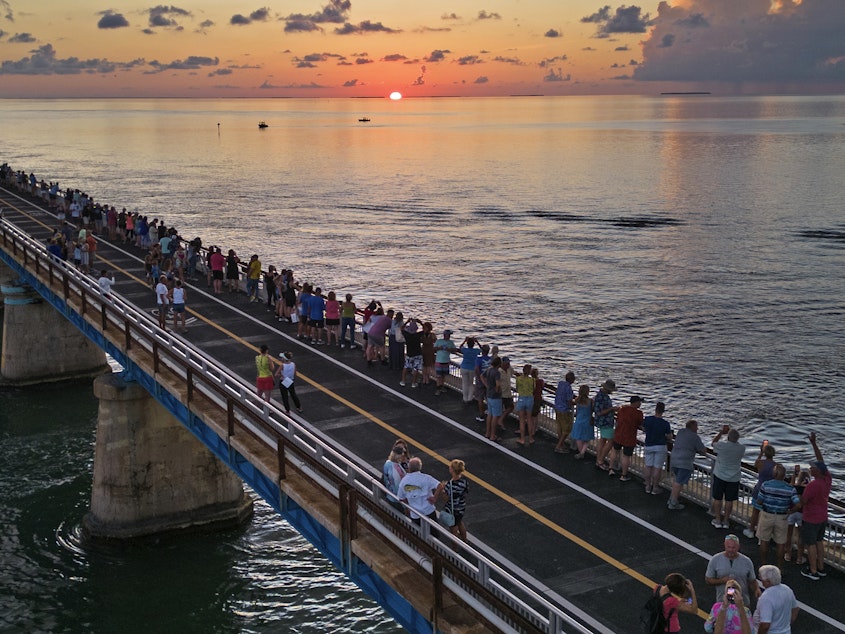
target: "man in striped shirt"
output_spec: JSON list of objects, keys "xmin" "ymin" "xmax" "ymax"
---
[{"xmin": 755, "ymin": 464, "xmax": 799, "ymax": 570}]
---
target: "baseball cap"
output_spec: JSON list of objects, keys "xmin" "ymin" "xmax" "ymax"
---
[
  {"xmin": 443, "ymin": 329, "xmax": 453, "ymax": 336},
  {"xmin": 810, "ymin": 460, "xmax": 828, "ymax": 475},
  {"xmin": 630, "ymin": 395, "xmax": 644, "ymax": 404}
]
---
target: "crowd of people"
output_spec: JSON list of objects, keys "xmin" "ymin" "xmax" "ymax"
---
[{"xmin": 4, "ymin": 164, "xmax": 837, "ymax": 631}]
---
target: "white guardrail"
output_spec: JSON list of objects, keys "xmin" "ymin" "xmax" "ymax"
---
[{"xmin": 0, "ymin": 216, "xmax": 601, "ymax": 634}]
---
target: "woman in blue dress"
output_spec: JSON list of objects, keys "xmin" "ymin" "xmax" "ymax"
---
[{"xmin": 571, "ymin": 384, "xmax": 595, "ymax": 460}]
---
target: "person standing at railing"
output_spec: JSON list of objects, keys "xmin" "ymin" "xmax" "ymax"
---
[
  {"xmin": 388, "ymin": 311, "xmax": 405, "ymax": 370},
  {"xmin": 399, "ymin": 319, "xmax": 424, "ymax": 388},
  {"xmin": 528, "ymin": 368, "xmax": 544, "ymax": 444},
  {"xmin": 711, "ymin": 427, "xmax": 748, "ymax": 530},
  {"xmin": 225, "ymin": 249, "xmax": 240, "ymax": 293},
  {"xmin": 643, "ymin": 402, "xmax": 673, "ymax": 494},
  {"xmin": 169, "ymin": 279, "xmax": 188, "ymax": 334},
  {"xmin": 97, "ymin": 269, "xmax": 115, "ymax": 297},
  {"xmin": 382, "ymin": 445, "xmax": 406, "ymax": 510},
  {"xmin": 571, "ymin": 385, "xmax": 594, "ymax": 460},
  {"xmin": 667, "ymin": 419, "xmax": 708, "ymax": 510},
  {"xmin": 397, "ymin": 457, "xmax": 440, "ymax": 525},
  {"xmin": 420, "ymin": 322, "xmax": 436, "ymax": 386},
  {"xmin": 514, "ymin": 365, "xmax": 535, "ymax": 446},
  {"xmin": 499, "ymin": 358, "xmax": 515, "ymax": 427},
  {"xmin": 593, "ymin": 379, "xmax": 618, "ymax": 472},
  {"xmin": 255, "ymin": 345, "xmax": 276, "ymax": 403},
  {"xmin": 296, "ymin": 283, "xmax": 312, "ymax": 339},
  {"xmin": 436, "ymin": 459, "xmax": 469, "ymax": 541},
  {"xmin": 209, "ymin": 247, "xmax": 225, "ymax": 295},
  {"xmin": 433, "ymin": 329, "xmax": 458, "ymax": 394},
  {"xmin": 339, "ymin": 293, "xmax": 357, "ymax": 348},
  {"xmin": 483, "ymin": 356, "xmax": 503, "ymax": 442},
  {"xmin": 553, "ymin": 371, "xmax": 576, "ymax": 454},
  {"xmin": 473, "ymin": 344, "xmax": 492, "ymax": 423},
  {"xmin": 745, "ymin": 443, "xmax": 777, "ymax": 539},
  {"xmin": 307, "ymin": 287, "xmax": 326, "ymax": 345},
  {"xmin": 755, "ymin": 464, "xmax": 799, "ymax": 571},
  {"xmin": 458, "ymin": 337, "xmax": 481, "ymax": 404},
  {"xmin": 366, "ymin": 307, "xmax": 392, "ymax": 365},
  {"xmin": 796, "ymin": 431, "xmax": 832, "ymax": 581},
  {"xmin": 246, "ymin": 254, "xmax": 261, "ymax": 302},
  {"xmin": 609, "ymin": 395, "xmax": 643, "ymax": 482},
  {"xmin": 325, "ymin": 291, "xmax": 341, "ymax": 346}
]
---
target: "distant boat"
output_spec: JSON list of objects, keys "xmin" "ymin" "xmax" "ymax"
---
[
  {"xmin": 258, "ymin": 121, "xmax": 269, "ymax": 129},
  {"xmin": 358, "ymin": 117, "xmax": 371, "ymax": 123}
]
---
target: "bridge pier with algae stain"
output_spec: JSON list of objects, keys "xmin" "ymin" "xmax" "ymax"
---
[{"xmin": 84, "ymin": 372, "xmax": 253, "ymax": 539}]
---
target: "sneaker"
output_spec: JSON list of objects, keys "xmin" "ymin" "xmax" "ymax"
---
[
  {"xmin": 340, "ymin": 344, "xmax": 345, "ymax": 349},
  {"xmin": 721, "ymin": 522, "xmax": 730, "ymax": 529},
  {"xmin": 651, "ymin": 488, "xmax": 663, "ymax": 495},
  {"xmin": 667, "ymin": 500, "xmax": 685, "ymax": 510},
  {"xmin": 801, "ymin": 567, "xmax": 820, "ymax": 581},
  {"xmin": 474, "ymin": 415, "xmax": 486, "ymax": 422},
  {"xmin": 645, "ymin": 486, "xmax": 653, "ymax": 494},
  {"xmin": 619, "ymin": 475, "xmax": 632, "ymax": 482},
  {"xmin": 411, "ymin": 383, "xmax": 418, "ymax": 388},
  {"xmin": 817, "ymin": 568, "xmax": 828, "ymax": 577},
  {"xmin": 711, "ymin": 519, "xmax": 723, "ymax": 529},
  {"xmin": 743, "ymin": 528, "xmax": 756, "ymax": 538},
  {"xmin": 399, "ymin": 381, "xmax": 406, "ymax": 387}
]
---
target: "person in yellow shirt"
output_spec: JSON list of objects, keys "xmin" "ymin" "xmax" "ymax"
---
[{"xmin": 246, "ymin": 254, "xmax": 262, "ymax": 302}]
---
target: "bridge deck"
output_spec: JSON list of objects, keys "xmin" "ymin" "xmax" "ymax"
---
[{"xmin": 2, "ymin": 188, "xmax": 843, "ymax": 633}]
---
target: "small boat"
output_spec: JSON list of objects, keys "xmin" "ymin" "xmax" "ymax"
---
[
  {"xmin": 358, "ymin": 117, "xmax": 370, "ymax": 123},
  {"xmin": 258, "ymin": 121, "xmax": 269, "ymax": 129}
]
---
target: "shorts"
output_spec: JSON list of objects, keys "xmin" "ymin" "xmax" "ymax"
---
[
  {"xmin": 599, "ymin": 426, "xmax": 615, "ymax": 440},
  {"xmin": 800, "ymin": 520, "xmax": 826, "ymax": 544},
  {"xmin": 326, "ymin": 318, "xmax": 340, "ymax": 326},
  {"xmin": 435, "ymin": 362, "xmax": 451, "ymax": 376},
  {"xmin": 516, "ymin": 396, "xmax": 533, "ymax": 412},
  {"xmin": 556, "ymin": 411, "xmax": 573, "ymax": 437},
  {"xmin": 758, "ymin": 511, "xmax": 788, "ymax": 544},
  {"xmin": 474, "ymin": 383, "xmax": 486, "ymax": 401},
  {"xmin": 310, "ymin": 318, "xmax": 325, "ymax": 328},
  {"xmin": 404, "ymin": 355, "xmax": 423, "ymax": 371},
  {"xmin": 212, "ymin": 270, "xmax": 223, "ymax": 280},
  {"xmin": 644, "ymin": 445, "xmax": 668, "ymax": 469},
  {"xmin": 672, "ymin": 467, "xmax": 693, "ymax": 485},
  {"xmin": 256, "ymin": 376, "xmax": 275, "ymax": 392},
  {"xmin": 612, "ymin": 442, "xmax": 635, "ymax": 456},
  {"xmin": 172, "ymin": 303, "xmax": 185, "ymax": 314},
  {"xmin": 502, "ymin": 397, "xmax": 514, "ymax": 410},
  {"xmin": 487, "ymin": 398, "xmax": 503, "ymax": 417},
  {"xmin": 711, "ymin": 475, "xmax": 740, "ymax": 502},
  {"xmin": 368, "ymin": 334, "xmax": 385, "ymax": 347}
]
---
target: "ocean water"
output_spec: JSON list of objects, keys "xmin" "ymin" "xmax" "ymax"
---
[{"xmin": 2, "ymin": 95, "xmax": 845, "ymax": 630}]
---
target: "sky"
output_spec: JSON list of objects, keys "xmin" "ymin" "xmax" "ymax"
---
[{"xmin": 0, "ymin": 0, "xmax": 843, "ymax": 98}]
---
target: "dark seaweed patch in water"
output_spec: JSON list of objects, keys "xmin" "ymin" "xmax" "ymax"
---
[
  {"xmin": 525, "ymin": 209, "xmax": 587, "ymax": 223},
  {"xmin": 797, "ymin": 225, "xmax": 845, "ymax": 245},
  {"xmin": 608, "ymin": 216, "xmax": 683, "ymax": 229}
]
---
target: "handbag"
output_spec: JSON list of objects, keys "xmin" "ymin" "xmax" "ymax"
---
[
  {"xmin": 438, "ymin": 483, "xmax": 456, "ymax": 528},
  {"xmin": 290, "ymin": 312, "xmax": 299, "ymax": 323},
  {"xmin": 362, "ymin": 319, "xmax": 373, "ymax": 334}
]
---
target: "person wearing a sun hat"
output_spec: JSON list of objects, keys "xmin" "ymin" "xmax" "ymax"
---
[{"xmin": 797, "ymin": 431, "xmax": 832, "ymax": 581}]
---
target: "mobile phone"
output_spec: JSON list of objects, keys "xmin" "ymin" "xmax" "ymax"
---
[{"xmin": 727, "ymin": 587, "xmax": 736, "ymax": 603}]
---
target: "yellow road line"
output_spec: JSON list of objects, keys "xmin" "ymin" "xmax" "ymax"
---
[{"xmin": 4, "ymin": 192, "xmax": 708, "ymax": 618}]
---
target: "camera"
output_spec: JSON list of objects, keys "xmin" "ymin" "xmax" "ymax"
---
[{"xmin": 726, "ymin": 587, "xmax": 736, "ymax": 603}]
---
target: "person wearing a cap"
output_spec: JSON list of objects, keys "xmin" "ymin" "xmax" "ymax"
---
[
  {"xmin": 593, "ymin": 379, "xmax": 618, "ymax": 471},
  {"xmin": 705, "ymin": 534, "xmax": 760, "ymax": 607},
  {"xmin": 400, "ymin": 318, "xmax": 424, "ymax": 388},
  {"xmin": 710, "ymin": 427, "xmax": 748, "ymax": 530},
  {"xmin": 274, "ymin": 351, "xmax": 302, "ymax": 414},
  {"xmin": 796, "ymin": 431, "xmax": 832, "ymax": 580},
  {"xmin": 609, "ymin": 395, "xmax": 644, "ymax": 481},
  {"xmin": 433, "ymin": 329, "xmax": 458, "ymax": 395},
  {"xmin": 643, "ymin": 402, "xmax": 673, "ymax": 494}
]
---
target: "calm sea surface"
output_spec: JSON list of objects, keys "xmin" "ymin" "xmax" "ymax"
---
[{"xmin": 2, "ymin": 95, "xmax": 845, "ymax": 630}]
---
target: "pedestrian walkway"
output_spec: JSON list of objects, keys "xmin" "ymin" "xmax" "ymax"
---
[{"xmin": 2, "ymin": 186, "xmax": 843, "ymax": 633}]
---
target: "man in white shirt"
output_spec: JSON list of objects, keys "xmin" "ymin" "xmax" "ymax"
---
[
  {"xmin": 397, "ymin": 457, "xmax": 440, "ymax": 525},
  {"xmin": 711, "ymin": 427, "xmax": 747, "ymax": 529},
  {"xmin": 155, "ymin": 275, "xmax": 169, "ymax": 329},
  {"xmin": 754, "ymin": 565, "xmax": 798, "ymax": 634}
]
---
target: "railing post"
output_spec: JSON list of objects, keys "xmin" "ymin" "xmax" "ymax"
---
[
  {"xmin": 433, "ymin": 557, "xmax": 444, "ymax": 614},
  {"xmin": 152, "ymin": 340, "xmax": 160, "ymax": 374},
  {"xmin": 186, "ymin": 367, "xmax": 194, "ymax": 403},
  {"xmin": 81, "ymin": 287, "xmax": 87, "ymax": 317},
  {"xmin": 101, "ymin": 303, "xmax": 107, "ymax": 331},
  {"xmin": 124, "ymin": 321, "xmax": 131, "ymax": 350},
  {"xmin": 277, "ymin": 438, "xmax": 286, "ymax": 480},
  {"xmin": 227, "ymin": 400, "xmax": 235, "ymax": 437},
  {"xmin": 63, "ymin": 275, "xmax": 69, "ymax": 300}
]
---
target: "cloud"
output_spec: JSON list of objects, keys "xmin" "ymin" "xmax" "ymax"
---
[
  {"xmin": 493, "ymin": 55, "xmax": 523, "ymax": 65},
  {"xmin": 615, "ymin": 45, "xmax": 629, "ymax": 51},
  {"xmin": 538, "ymin": 54, "xmax": 567, "ymax": 68},
  {"xmin": 457, "ymin": 55, "xmax": 482, "ymax": 65},
  {"xmin": 335, "ymin": 20, "xmax": 400, "ymax": 34},
  {"xmin": 355, "ymin": 57, "xmax": 373, "ymax": 64},
  {"xmin": 231, "ymin": 7, "xmax": 271, "ymax": 25},
  {"xmin": 441, "ymin": 13, "xmax": 460, "ymax": 20},
  {"xmin": 581, "ymin": 6, "xmax": 611, "ymax": 24},
  {"xmin": 342, "ymin": 79, "xmax": 358, "ymax": 86},
  {"xmin": 474, "ymin": 75, "xmax": 488, "ymax": 83},
  {"xmin": 1, "ymin": 0, "xmax": 12, "ymax": 22},
  {"xmin": 635, "ymin": 0, "xmax": 845, "ymax": 83},
  {"xmin": 425, "ymin": 49, "xmax": 448, "ymax": 62},
  {"xmin": 98, "ymin": 11, "xmax": 129, "ymax": 29},
  {"xmin": 382, "ymin": 53, "xmax": 407, "ymax": 62},
  {"xmin": 0, "ymin": 30, "xmax": 6, "ymax": 39},
  {"xmin": 0, "ymin": 43, "xmax": 144, "ymax": 75},
  {"xmin": 8, "ymin": 32, "xmax": 34, "ymax": 43},
  {"xmin": 543, "ymin": 67, "xmax": 571, "ymax": 82},
  {"xmin": 582, "ymin": 5, "xmax": 650, "ymax": 35},
  {"xmin": 414, "ymin": 26, "xmax": 451, "ymax": 33},
  {"xmin": 148, "ymin": 5, "xmax": 191, "ymax": 29},
  {"xmin": 208, "ymin": 68, "xmax": 232, "ymax": 77},
  {"xmin": 283, "ymin": 0, "xmax": 350, "ymax": 32},
  {"xmin": 413, "ymin": 64, "xmax": 426, "ymax": 85},
  {"xmin": 147, "ymin": 55, "xmax": 218, "ymax": 73},
  {"xmin": 544, "ymin": 28, "xmax": 561, "ymax": 38},
  {"xmin": 196, "ymin": 19, "xmax": 214, "ymax": 34},
  {"xmin": 259, "ymin": 79, "xmax": 324, "ymax": 89},
  {"xmin": 477, "ymin": 10, "xmax": 501, "ymax": 20}
]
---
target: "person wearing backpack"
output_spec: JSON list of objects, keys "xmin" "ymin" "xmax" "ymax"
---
[{"xmin": 645, "ymin": 573, "xmax": 698, "ymax": 633}]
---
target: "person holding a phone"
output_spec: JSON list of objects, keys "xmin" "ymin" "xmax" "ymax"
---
[{"xmin": 704, "ymin": 579, "xmax": 754, "ymax": 634}]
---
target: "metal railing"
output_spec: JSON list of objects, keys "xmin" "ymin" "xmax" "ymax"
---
[{"xmin": 0, "ymin": 216, "xmax": 599, "ymax": 634}]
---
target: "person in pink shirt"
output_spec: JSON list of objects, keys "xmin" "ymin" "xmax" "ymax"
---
[
  {"xmin": 797, "ymin": 432, "xmax": 832, "ymax": 581},
  {"xmin": 324, "ymin": 291, "xmax": 341, "ymax": 346}
]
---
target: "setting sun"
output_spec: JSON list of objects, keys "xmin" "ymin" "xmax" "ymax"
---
[{"xmin": 389, "ymin": 92, "xmax": 403, "ymax": 101}]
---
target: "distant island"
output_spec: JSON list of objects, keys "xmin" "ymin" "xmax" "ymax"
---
[{"xmin": 660, "ymin": 91, "xmax": 712, "ymax": 95}]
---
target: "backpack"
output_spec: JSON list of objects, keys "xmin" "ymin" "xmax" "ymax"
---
[{"xmin": 639, "ymin": 585, "xmax": 673, "ymax": 633}]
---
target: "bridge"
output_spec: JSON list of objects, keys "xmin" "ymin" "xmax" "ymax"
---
[{"xmin": 1, "ymin": 184, "xmax": 844, "ymax": 633}]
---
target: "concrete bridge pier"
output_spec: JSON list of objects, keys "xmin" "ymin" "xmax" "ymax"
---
[
  {"xmin": 84, "ymin": 372, "xmax": 253, "ymax": 539},
  {"xmin": 0, "ymin": 278, "xmax": 108, "ymax": 385}
]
